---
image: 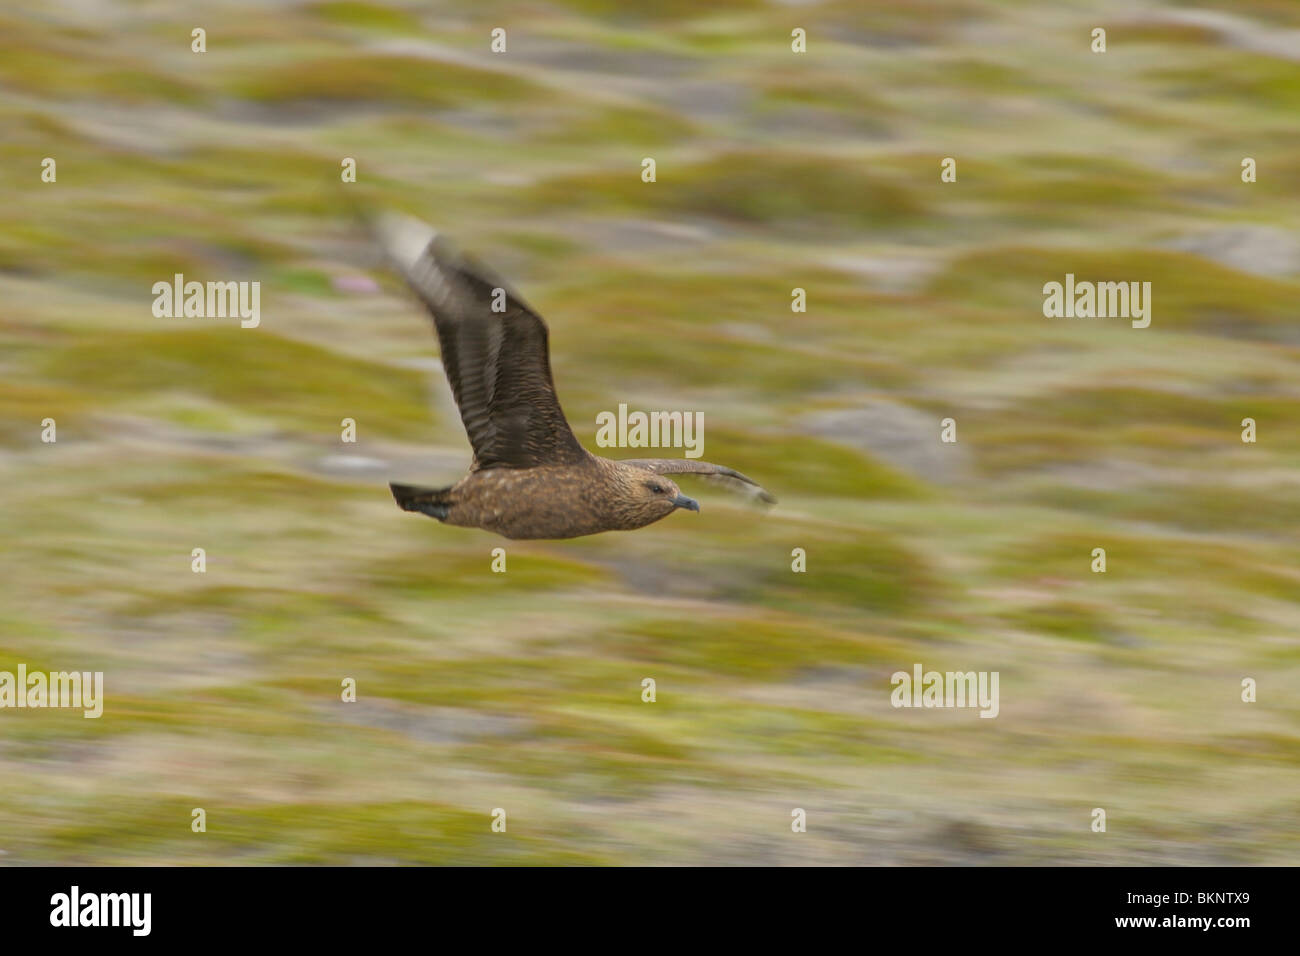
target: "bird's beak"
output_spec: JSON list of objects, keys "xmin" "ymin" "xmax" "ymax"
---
[{"xmin": 672, "ymin": 493, "xmax": 700, "ymax": 513}]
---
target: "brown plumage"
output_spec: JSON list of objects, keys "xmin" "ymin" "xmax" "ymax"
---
[{"xmin": 377, "ymin": 214, "xmax": 775, "ymax": 540}]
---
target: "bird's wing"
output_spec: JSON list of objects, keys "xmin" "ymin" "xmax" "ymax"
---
[
  {"xmin": 376, "ymin": 213, "xmax": 587, "ymax": 470},
  {"xmin": 620, "ymin": 459, "xmax": 776, "ymax": 505}
]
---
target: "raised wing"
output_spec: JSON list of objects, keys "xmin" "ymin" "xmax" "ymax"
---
[
  {"xmin": 376, "ymin": 214, "xmax": 587, "ymax": 470},
  {"xmin": 620, "ymin": 458, "xmax": 776, "ymax": 505}
]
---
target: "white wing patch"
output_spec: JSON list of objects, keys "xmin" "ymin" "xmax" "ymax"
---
[{"xmin": 375, "ymin": 213, "xmax": 438, "ymax": 274}]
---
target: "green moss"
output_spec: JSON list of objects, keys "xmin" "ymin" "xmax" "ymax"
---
[
  {"xmin": 42, "ymin": 797, "xmax": 608, "ymax": 864},
  {"xmin": 724, "ymin": 706, "xmax": 924, "ymax": 761},
  {"xmin": 524, "ymin": 152, "xmax": 926, "ymax": 233},
  {"xmin": 229, "ymin": 55, "xmax": 541, "ymax": 108},
  {"xmin": 960, "ymin": 155, "xmax": 1189, "ymax": 221},
  {"xmin": 759, "ymin": 533, "xmax": 934, "ymax": 618},
  {"xmin": 758, "ymin": 74, "xmax": 896, "ymax": 116},
  {"xmin": 1029, "ymin": 484, "xmax": 1300, "ymax": 537},
  {"xmin": 124, "ymin": 467, "xmax": 360, "ymax": 508},
  {"xmin": 961, "ymin": 387, "xmax": 1300, "ymax": 475},
  {"xmin": 0, "ymin": 382, "xmax": 92, "ymax": 448},
  {"xmin": 38, "ymin": 329, "xmax": 433, "ymax": 440},
  {"xmin": 695, "ymin": 429, "xmax": 929, "ymax": 500},
  {"xmin": 989, "ymin": 529, "xmax": 1300, "ymax": 602},
  {"xmin": 932, "ymin": 247, "xmax": 1299, "ymax": 338},
  {"xmin": 363, "ymin": 548, "xmax": 607, "ymax": 598},
  {"xmin": 535, "ymin": 104, "xmax": 697, "ymax": 147},
  {"xmin": 613, "ymin": 616, "xmax": 896, "ymax": 681},
  {"xmin": 0, "ymin": 21, "xmax": 204, "ymax": 104},
  {"xmin": 309, "ymin": 1, "xmax": 426, "ymax": 32},
  {"xmin": 1003, "ymin": 601, "xmax": 1120, "ymax": 644},
  {"xmin": 4, "ymin": 0, "xmax": 1300, "ymax": 866},
  {"xmin": 1148, "ymin": 54, "xmax": 1300, "ymax": 116},
  {"xmin": 546, "ymin": 0, "xmax": 763, "ymax": 21}
]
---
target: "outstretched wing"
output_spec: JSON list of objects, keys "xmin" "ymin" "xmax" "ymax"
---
[
  {"xmin": 621, "ymin": 459, "xmax": 776, "ymax": 505},
  {"xmin": 376, "ymin": 213, "xmax": 587, "ymax": 470}
]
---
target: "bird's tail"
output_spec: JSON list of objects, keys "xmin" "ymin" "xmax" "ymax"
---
[{"xmin": 390, "ymin": 482, "xmax": 456, "ymax": 521}]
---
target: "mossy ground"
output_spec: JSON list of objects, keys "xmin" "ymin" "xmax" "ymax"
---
[{"xmin": 1, "ymin": 0, "xmax": 1297, "ymax": 864}]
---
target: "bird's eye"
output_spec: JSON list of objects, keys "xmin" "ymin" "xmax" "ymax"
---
[{"xmin": 647, "ymin": 483, "xmax": 664, "ymax": 494}]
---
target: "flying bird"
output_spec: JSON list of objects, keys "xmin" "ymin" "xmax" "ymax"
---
[{"xmin": 375, "ymin": 214, "xmax": 775, "ymax": 540}]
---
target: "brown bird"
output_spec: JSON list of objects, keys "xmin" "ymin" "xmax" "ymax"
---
[{"xmin": 375, "ymin": 214, "xmax": 775, "ymax": 540}]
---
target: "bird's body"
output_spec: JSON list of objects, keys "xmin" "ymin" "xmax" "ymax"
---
[
  {"xmin": 394, "ymin": 456, "xmax": 694, "ymax": 540},
  {"xmin": 377, "ymin": 213, "xmax": 773, "ymax": 540}
]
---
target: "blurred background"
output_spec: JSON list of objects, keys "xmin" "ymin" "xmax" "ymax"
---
[{"xmin": 1, "ymin": 0, "xmax": 1299, "ymax": 865}]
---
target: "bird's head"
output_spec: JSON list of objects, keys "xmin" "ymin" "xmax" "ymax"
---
[{"xmin": 612, "ymin": 467, "xmax": 699, "ymax": 528}]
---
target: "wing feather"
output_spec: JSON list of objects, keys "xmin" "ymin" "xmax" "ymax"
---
[
  {"xmin": 620, "ymin": 458, "xmax": 776, "ymax": 505},
  {"xmin": 376, "ymin": 214, "xmax": 587, "ymax": 470}
]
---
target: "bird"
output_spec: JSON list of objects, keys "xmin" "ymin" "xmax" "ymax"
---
[{"xmin": 375, "ymin": 214, "xmax": 775, "ymax": 540}]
